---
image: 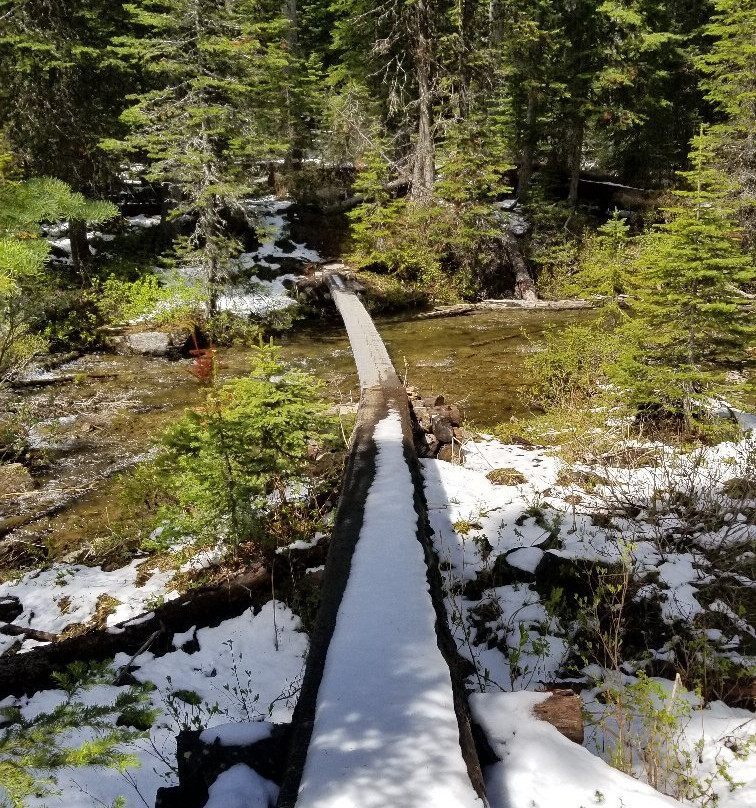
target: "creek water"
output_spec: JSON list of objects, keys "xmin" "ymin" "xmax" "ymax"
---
[
  {"xmin": 1, "ymin": 307, "xmax": 585, "ymax": 562},
  {"xmin": 278, "ymin": 308, "xmax": 590, "ymax": 424}
]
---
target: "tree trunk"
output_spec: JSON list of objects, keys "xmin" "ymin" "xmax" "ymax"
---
[
  {"xmin": 505, "ymin": 233, "xmax": 538, "ymax": 301},
  {"xmin": 456, "ymin": 0, "xmax": 476, "ymax": 119},
  {"xmin": 488, "ymin": 0, "xmax": 503, "ymax": 47},
  {"xmin": 410, "ymin": 0, "xmax": 435, "ymax": 205},
  {"xmin": 68, "ymin": 218, "xmax": 90, "ymax": 273},
  {"xmin": 567, "ymin": 118, "xmax": 584, "ymax": 209},
  {"xmin": 516, "ymin": 90, "xmax": 538, "ymax": 201}
]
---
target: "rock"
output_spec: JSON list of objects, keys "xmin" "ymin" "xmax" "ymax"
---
[
  {"xmin": 532, "ymin": 690, "xmax": 584, "ymax": 744},
  {"xmin": 486, "ymin": 467, "xmax": 527, "ymax": 486},
  {"xmin": 109, "ymin": 329, "xmax": 190, "ymax": 357},
  {"xmin": 489, "ymin": 552, "xmax": 537, "ymax": 586},
  {"xmin": 0, "ymin": 596, "xmax": 22, "ymax": 623},
  {"xmin": 0, "ymin": 463, "xmax": 35, "ymax": 495},
  {"xmin": 504, "ymin": 546, "xmax": 544, "ymax": 575},
  {"xmin": 437, "ymin": 443, "xmax": 463, "ymax": 463},
  {"xmin": 453, "ymin": 427, "xmax": 469, "ymax": 442},
  {"xmin": 435, "ymin": 402, "xmax": 462, "ymax": 426},
  {"xmin": 533, "ymin": 551, "xmax": 607, "ymax": 602},
  {"xmin": 431, "ymin": 413, "xmax": 455, "ymax": 444},
  {"xmin": 413, "ymin": 404, "xmax": 432, "ymax": 433},
  {"xmin": 421, "ymin": 433, "xmax": 439, "ymax": 457}
]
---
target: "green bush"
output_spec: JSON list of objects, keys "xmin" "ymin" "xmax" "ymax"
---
[{"xmin": 147, "ymin": 343, "xmax": 337, "ymax": 553}]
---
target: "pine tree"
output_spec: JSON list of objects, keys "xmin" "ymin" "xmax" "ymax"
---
[
  {"xmin": 698, "ymin": 0, "xmax": 756, "ymax": 248},
  {"xmin": 106, "ymin": 0, "xmax": 292, "ymax": 309},
  {"xmin": 0, "ymin": 152, "xmax": 117, "ymax": 379},
  {"xmin": 613, "ymin": 130, "xmax": 755, "ymax": 430}
]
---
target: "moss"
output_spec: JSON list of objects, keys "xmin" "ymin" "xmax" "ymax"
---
[{"xmin": 486, "ymin": 467, "xmax": 528, "ymax": 486}]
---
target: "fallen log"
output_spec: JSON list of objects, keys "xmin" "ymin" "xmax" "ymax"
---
[
  {"xmin": 479, "ymin": 298, "xmax": 594, "ymax": 310},
  {"xmin": 0, "ymin": 623, "xmax": 58, "ymax": 643},
  {"xmin": 11, "ymin": 371, "xmax": 119, "ymax": 388},
  {"xmin": 0, "ymin": 564, "xmax": 273, "ymax": 698}
]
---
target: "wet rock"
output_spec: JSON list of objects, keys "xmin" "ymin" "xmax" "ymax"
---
[
  {"xmin": 109, "ymin": 329, "xmax": 190, "ymax": 357},
  {"xmin": 486, "ymin": 467, "xmax": 527, "ymax": 486},
  {"xmin": 0, "ymin": 463, "xmax": 35, "ymax": 495}
]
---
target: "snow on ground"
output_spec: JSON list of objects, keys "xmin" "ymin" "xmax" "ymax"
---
[
  {"xmin": 0, "ymin": 560, "xmax": 178, "ymax": 655},
  {"xmin": 423, "ymin": 432, "xmax": 755, "ymax": 808},
  {"xmin": 1, "ymin": 418, "xmax": 753, "ymax": 807},
  {"xmin": 473, "ymin": 691, "xmax": 684, "ymax": 808},
  {"xmin": 296, "ymin": 409, "xmax": 483, "ymax": 808},
  {"xmin": 6, "ymin": 602, "xmax": 307, "ymax": 808}
]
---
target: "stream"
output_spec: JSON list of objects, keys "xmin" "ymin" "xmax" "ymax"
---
[
  {"xmin": 0, "ymin": 306, "xmax": 586, "ymax": 567},
  {"xmin": 0, "ymin": 199, "xmax": 588, "ymax": 571}
]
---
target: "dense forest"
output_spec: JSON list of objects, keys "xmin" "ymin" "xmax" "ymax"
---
[{"xmin": 0, "ymin": 0, "xmax": 754, "ymax": 431}]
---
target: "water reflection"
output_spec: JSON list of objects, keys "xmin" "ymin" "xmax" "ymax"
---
[{"xmin": 278, "ymin": 309, "xmax": 592, "ymax": 426}]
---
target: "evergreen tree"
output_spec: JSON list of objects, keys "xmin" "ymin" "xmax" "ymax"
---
[
  {"xmin": 0, "ymin": 151, "xmax": 117, "ymax": 379},
  {"xmin": 614, "ymin": 130, "xmax": 755, "ymax": 429},
  {"xmin": 698, "ymin": 0, "xmax": 756, "ymax": 248},
  {"xmin": 0, "ymin": 0, "xmax": 133, "ymax": 268},
  {"xmin": 107, "ymin": 0, "xmax": 292, "ymax": 309}
]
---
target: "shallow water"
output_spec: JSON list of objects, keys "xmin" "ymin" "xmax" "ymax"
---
[
  {"xmin": 278, "ymin": 308, "xmax": 591, "ymax": 425},
  {"xmin": 1, "ymin": 308, "xmax": 586, "ymax": 561}
]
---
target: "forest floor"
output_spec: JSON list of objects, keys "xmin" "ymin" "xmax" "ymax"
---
[{"xmin": 0, "ymin": 416, "xmax": 753, "ymax": 808}]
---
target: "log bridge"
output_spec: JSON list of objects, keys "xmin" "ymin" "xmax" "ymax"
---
[{"xmin": 276, "ymin": 264, "xmax": 490, "ymax": 808}]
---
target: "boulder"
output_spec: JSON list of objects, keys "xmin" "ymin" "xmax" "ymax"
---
[
  {"xmin": 0, "ymin": 463, "xmax": 35, "ymax": 495},
  {"xmin": 109, "ymin": 329, "xmax": 190, "ymax": 357},
  {"xmin": 431, "ymin": 413, "xmax": 455, "ymax": 444}
]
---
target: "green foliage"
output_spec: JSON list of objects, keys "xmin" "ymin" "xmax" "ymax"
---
[
  {"xmin": 147, "ymin": 343, "xmax": 336, "ymax": 552},
  {"xmin": 0, "ymin": 662, "xmax": 155, "ymax": 808},
  {"xmin": 98, "ymin": 273, "xmax": 203, "ymax": 326},
  {"xmin": 107, "ymin": 0, "xmax": 293, "ymax": 307},
  {"xmin": 0, "ymin": 169, "xmax": 117, "ymax": 379},
  {"xmin": 612, "ymin": 134, "xmax": 755, "ymax": 429},
  {"xmin": 347, "ymin": 111, "xmax": 513, "ymax": 302},
  {"xmin": 698, "ymin": 0, "xmax": 756, "ymax": 247},
  {"xmin": 527, "ymin": 322, "xmax": 624, "ymax": 411}
]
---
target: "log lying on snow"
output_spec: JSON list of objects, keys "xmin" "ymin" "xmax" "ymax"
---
[{"xmin": 0, "ymin": 564, "xmax": 273, "ymax": 698}]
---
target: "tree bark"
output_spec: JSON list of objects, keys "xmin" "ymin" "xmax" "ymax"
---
[
  {"xmin": 68, "ymin": 218, "xmax": 91, "ymax": 273},
  {"xmin": 505, "ymin": 233, "xmax": 538, "ymax": 301},
  {"xmin": 488, "ymin": 0, "xmax": 503, "ymax": 47},
  {"xmin": 409, "ymin": 0, "xmax": 435, "ymax": 205}
]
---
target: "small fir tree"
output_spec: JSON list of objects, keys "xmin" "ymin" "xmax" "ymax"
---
[{"xmin": 613, "ymin": 129, "xmax": 755, "ymax": 430}]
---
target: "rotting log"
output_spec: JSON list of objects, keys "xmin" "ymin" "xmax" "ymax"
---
[{"xmin": 0, "ymin": 564, "xmax": 274, "ymax": 698}]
